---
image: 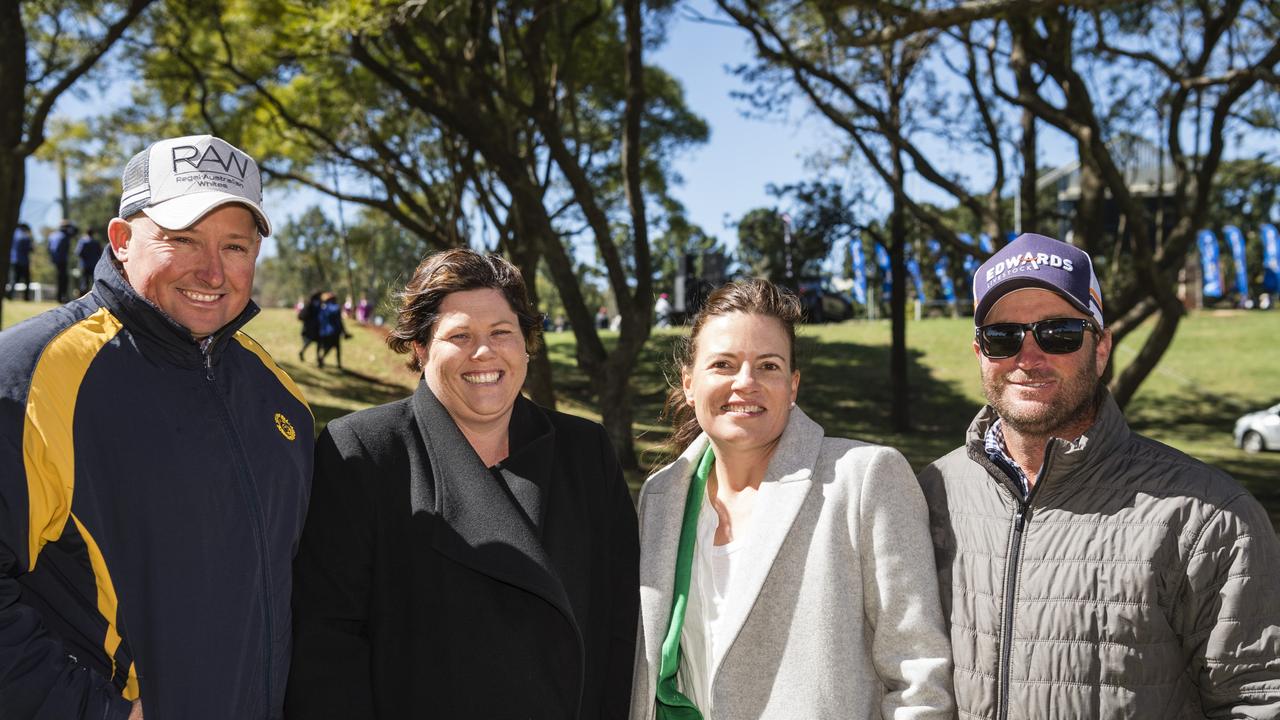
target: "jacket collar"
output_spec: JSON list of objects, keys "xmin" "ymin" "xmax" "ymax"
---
[
  {"xmin": 964, "ymin": 387, "xmax": 1131, "ymax": 498},
  {"xmin": 409, "ymin": 381, "xmax": 579, "ymax": 633},
  {"xmin": 90, "ymin": 251, "xmax": 260, "ymax": 369},
  {"xmin": 497, "ymin": 392, "xmax": 557, "ymax": 499},
  {"xmin": 638, "ymin": 406, "xmax": 822, "ymax": 689}
]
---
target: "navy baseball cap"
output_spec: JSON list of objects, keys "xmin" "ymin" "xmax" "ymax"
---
[{"xmin": 973, "ymin": 233, "xmax": 1104, "ymax": 328}]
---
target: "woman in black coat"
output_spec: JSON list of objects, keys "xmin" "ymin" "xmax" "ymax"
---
[{"xmin": 285, "ymin": 250, "xmax": 639, "ymax": 719}]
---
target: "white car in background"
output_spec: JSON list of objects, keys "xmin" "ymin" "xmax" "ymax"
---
[{"xmin": 1234, "ymin": 403, "xmax": 1280, "ymax": 453}]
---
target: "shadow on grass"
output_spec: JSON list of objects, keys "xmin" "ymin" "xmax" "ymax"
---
[
  {"xmin": 1127, "ymin": 389, "xmax": 1280, "ymax": 530},
  {"xmin": 795, "ymin": 337, "xmax": 981, "ymax": 471},
  {"xmin": 278, "ymin": 360, "xmax": 415, "ymax": 433},
  {"xmin": 543, "ymin": 330, "xmax": 982, "ymax": 474}
]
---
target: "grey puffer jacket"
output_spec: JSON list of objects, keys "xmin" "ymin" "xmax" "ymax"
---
[{"xmin": 918, "ymin": 392, "xmax": 1280, "ymax": 720}]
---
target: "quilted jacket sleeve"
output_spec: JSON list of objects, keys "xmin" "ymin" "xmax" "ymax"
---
[{"xmin": 1179, "ymin": 492, "xmax": 1280, "ymax": 718}]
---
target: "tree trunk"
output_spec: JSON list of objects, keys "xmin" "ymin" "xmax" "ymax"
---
[
  {"xmin": 595, "ymin": 0, "xmax": 651, "ymax": 471},
  {"xmin": 0, "ymin": 0, "xmax": 27, "ymax": 327},
  {"xmin": 1075, "ymin": 157, "xmax": 1105, "ymax": 256},
  {"xmin": 888, "ymin": 63, "xmax": 910, "ymax": 434},
  {"xmin": 1108, "ymin": 304, "xmax": 1182, "ymax": 408},
  {"xmin": 1018, "ymin": 111, "xmax": 1037, "ymax": 234},
  {"xmin": 1014, "ymin": 21, "xmax": 1038, "ymax": 234},
  {"xmin": 889, "ymin": 143, "xmax": 910, "ymax": 433},
  {"xmin": 599, "ymin": 343, "xmax": 641, "ymax": 471},
  {"xmin": 511, "ymin": 242, "xmax": 556, "ymax": 409},
  {"xmin": 0, "ymin": 155, "xmax": 23, "ymax": 328}
]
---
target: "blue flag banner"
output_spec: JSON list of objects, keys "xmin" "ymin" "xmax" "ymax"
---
[
  {"xmin": 1223, "ymin": 225, "xmax": 1249, "ymax": 295},
  {"xmin": 849, "ymin": 238, "xmax": 867, "ymax": 306},
  {"xmin": 957, "ymin": 233, "xmax": 979, "ymax": 290},
  {"xmin": 1198, "ymin": 229, "xmax": 1224, "ymax": 299},
  {"xmin": 984, "ymin": 234, "xmax": 998, "ymax": 253},
  {"xmin": 875, "ymin": 243, "xmax": 891, "ymax": 298},
  {"xmin": 1261, "ymin": 223, "xmax": 1280, "ymax": 293},
  {"xmin": 906, "ymin": 256, "xmax": 926, "ymax": 301},
  {"xmin": 935, "ymin": 258, "xmax": 956, "ymax": 303},
  {"xmin": 926, "ymin": 239, "xmax": 955, "ymax": 303}
]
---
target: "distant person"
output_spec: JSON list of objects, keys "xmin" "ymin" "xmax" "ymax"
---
[
  {"xmin": 629, "ymin": 279, "xmax": 953, "ymax": 719},
  {"xmin": 298, "ymin": 290, "xmax": 322, "ymax": 362},
  {"xmin": 918, "ymin": 233, "xmax": 1280, "ymax": 719},
  {"xmin": 316, "ymin": 291, "xmax": 351, "ymax": 369},
  {"xmin": 0, "ymin": 133, "xmax": 313, "ymax": 719},
  {"xmin": 47, "ymin": 218, "xmax": 77, "ymax": 303},
  {"xmin": 356, "ymin": 296, "xmax": 371, "ymax": 324},
  {"xmin": 75, "ymin": 227, "xmax": 104, "ymax": 295},
  {"xmin": 654, "ymin": 292, "xmax": 672, "ymax": 328},
  {"xmin": 596, "ymin": 305, "xmax": 609, "ymax": 329},
  {"xmin": 286, "ymin": 249, "xmax": 639, "ymax": 719},
  {"xmin": 7, "ymin": 222, "xmax": 33, "ymax": 301}
]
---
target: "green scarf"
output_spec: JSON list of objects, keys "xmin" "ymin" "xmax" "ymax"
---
[{"xmin": 653, "ymin": 445, "xmax": 715, "ymax": 720}]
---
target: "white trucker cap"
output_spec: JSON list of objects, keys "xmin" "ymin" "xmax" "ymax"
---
[{"xmin": 118, "ymin": 134, "xmax": 272, "ymax": 236}]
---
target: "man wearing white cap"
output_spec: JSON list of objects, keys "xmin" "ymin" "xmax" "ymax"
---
[
  {"xmin": 0, "ymin": 135, "xmax": 313, "ymax": 719},
  {"xmin": 917, "ymin": 233, "xmax": 1280, "ymax": 719}
]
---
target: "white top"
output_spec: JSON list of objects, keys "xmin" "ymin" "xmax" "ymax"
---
[{"xmin": 678, "ymin": 489, "xmax": 751, "ymax": 718}]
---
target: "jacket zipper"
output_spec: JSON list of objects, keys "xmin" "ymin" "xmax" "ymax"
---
[
  {"xmin": 202, "ymin": 339, "xmax": 275, "ymax": 713},
  {"xmin": 996, "ymin": 451, "xmax": 1052, "ymax": 720}
]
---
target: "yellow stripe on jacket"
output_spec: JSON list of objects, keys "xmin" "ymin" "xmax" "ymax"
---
[
  {"xmin": 235, "ymin": 332, "xmax": 312, "ymax": 416},
  {"xmin": 22, "ymin": 307, "xmax": 137, "ymax": 699}
]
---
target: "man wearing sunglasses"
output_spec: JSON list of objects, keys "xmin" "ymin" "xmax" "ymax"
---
[{"xmin": 918, "ymin": 233, "xmax": 1280, "ymax": 720}]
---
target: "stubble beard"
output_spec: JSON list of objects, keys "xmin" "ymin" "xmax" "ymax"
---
[{"xmin": 983, "ymin": 351, "xmax": 1102, "ymax": 440}]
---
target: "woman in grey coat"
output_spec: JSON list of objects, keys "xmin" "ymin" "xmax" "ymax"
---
[{"xmin": 630, "ymin": 279, "xmax": 954, "ymax": 720}]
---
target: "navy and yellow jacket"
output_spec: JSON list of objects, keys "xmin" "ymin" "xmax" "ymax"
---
[{"xmin": 0, "ymin": 253, "xmax": 313, "ymax": 719}]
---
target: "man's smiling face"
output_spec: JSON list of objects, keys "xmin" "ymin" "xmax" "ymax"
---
[{"xmin": 109, "ymin": 205, "xmax": 260, "ymax": 339}]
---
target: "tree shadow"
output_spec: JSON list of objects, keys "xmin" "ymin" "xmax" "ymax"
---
[
  {"xmin": 543, "ymin": 330, "xmax": 982, "ymax": 474},
  {"xmin": 1127, "ymin": 389, "xmax": 1280, "ymax": 530},
  {"xmin": 794, "ymin": 337, "xmax": 981, "ymax": 470},
  {"xmin": 277, "ymin": 359, "xmax": 415, "ymax": 434}
]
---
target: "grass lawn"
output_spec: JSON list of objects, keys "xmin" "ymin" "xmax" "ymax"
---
[{"xmin": 5, "ymin": 298, "xmax": 1278, "ymax": 529}]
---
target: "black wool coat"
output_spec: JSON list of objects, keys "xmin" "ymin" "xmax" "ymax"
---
[{"xmin": 284, "ymin": 381, "xmax": 640, "ymax": 719}]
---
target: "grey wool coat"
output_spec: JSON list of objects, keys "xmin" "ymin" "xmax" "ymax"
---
[{"xmin": 629, "ymin": 407, "xmax": 955, "ymax": 720}]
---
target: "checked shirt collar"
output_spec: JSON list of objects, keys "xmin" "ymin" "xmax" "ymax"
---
[{"xmin": 983, "ymin": 418, "xmax": 1031, "ymax": 498}]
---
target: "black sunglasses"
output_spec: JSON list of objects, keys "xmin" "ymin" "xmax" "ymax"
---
[{"xmin": 976, "ymin": 317, "xmax": 1098, "ymax": 359}]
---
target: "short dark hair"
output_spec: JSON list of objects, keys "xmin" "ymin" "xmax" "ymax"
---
[
  {"xmin": 660, "ymin": 278, "xmax": 804, "ymax": 460},
  {"xmin": 386, "ymin": 249, "xmax": 542, "ymax": 372}
]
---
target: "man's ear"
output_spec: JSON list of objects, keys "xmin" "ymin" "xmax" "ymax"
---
[
  {"xmin": 1095, "ymin": 328, "xmax": 1113, "ymax": 377},
  {"xmin": 107, "ymin": 218, "xmax": 133, "ymax": 261}
]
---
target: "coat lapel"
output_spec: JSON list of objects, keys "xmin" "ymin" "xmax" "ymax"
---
[
  {"xmin": 710, "ymin": 408, "xmax": 821, "ymax": 680},
  {"xmin": 636, "ymin": 437, "xmax": 704, "ymax": 693},
  {"xmin": 410, "ymin": 382, "xmax": 578, "ymax": 632}
]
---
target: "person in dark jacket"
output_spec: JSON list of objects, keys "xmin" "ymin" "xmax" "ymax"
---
[
  {"xmin": 47, "ymin": 218, "xmax": 77, "ymax": 303},
  {"xmin": 315, "ymin": 291, "xmax": 350, "ymax": 369},
  {"xmin": 0, "ymin": 134, "xmax": 313, "ymax": 720},
  {"xmin": 297, "ymin": 290, "xmax": 322, "ymax": 362},
  {"xmin": 286, "ymin": 249, "xmax": 640, "ymax": 720},
  {"xmin": 7, "ymin": 222, "xmax": 33, "ymax": 301},
  {"xmin": 75, "ymin": 226, "xmax": 104, "ymax": 296}
]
